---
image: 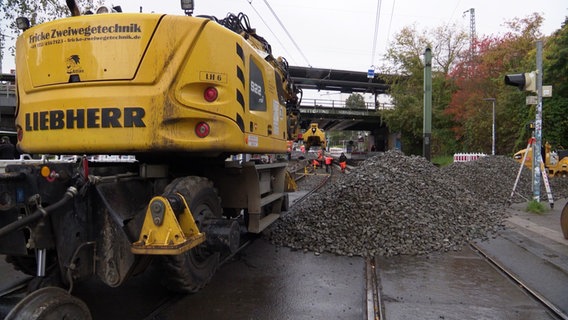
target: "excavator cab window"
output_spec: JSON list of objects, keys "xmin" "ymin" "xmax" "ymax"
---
[{"xmin": 249, "ymin": 58, "xmax": 266, "ymax": 111}]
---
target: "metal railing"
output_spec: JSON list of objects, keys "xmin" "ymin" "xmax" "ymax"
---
[
  {"xmin": 300, "ymin": 98, "xmax": 393, "ymax": 110},
  {"xmin": 0, "ymin": 83, "xmax": 16, "ymax": 97}
]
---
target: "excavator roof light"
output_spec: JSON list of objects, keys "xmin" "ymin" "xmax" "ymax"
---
[
  {"xmin": 181, "ymin": 0, "xmax": 194, "ymax": 16},
  {"xmin": 16, "ymin": 17, "xmax": 30, "ymax": 30},
  {"xmin": 96, "ymin": 6, "xmax": 116, "ymax": 14}
]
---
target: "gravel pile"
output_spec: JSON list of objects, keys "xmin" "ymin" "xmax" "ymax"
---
[
  {"xmin": 549, "ymin": 176, "xmax": 568, "ymax": 199},
  {"xmin": 269, "ymin": 151, "xmax": 510, "ymax": 257},
  {"xmin": 442, "ymin": 155, "xmax": 533, "ymax": 204}
]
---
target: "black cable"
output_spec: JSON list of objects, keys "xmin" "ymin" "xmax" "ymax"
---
[{"xmin": 262, "ymin": 0, "xmax": 311, "ymax": 67}]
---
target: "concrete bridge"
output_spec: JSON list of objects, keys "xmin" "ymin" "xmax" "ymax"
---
[
  {"xmin": 0, "ymin": 74, "xmax": 16, "ymax": 133},
  {"xmin": 298, "ymin": 99, "xmax": 390, "ymax": 152},
  {"xmin": 288, "ymin": 65, "xmax": 394, "ymax": 151}
]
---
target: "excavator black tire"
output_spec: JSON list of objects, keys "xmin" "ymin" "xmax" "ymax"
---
[
  {"xmin": 561, "ymin": 201, "xmax": 568, "ymax": 240},
  {"xmin": 158, "ymin": 176, "xmax": 222, "ymax": 293}
]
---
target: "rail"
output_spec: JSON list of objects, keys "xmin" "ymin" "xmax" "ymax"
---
[{"xmin": 470, "ymin": 242, "xmax": 568, "ymax": 320}]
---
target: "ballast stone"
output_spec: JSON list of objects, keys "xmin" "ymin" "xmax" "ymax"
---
[{"xmin": 269, "ymin": 151, "xmax": 568, "ymax": 257}]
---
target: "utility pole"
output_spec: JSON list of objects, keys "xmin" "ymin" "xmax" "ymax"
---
[
  {"xmin": 423, "ymin": 47, "xmax": 432, "ymax": 161},
  {"xmin": 483, "ymin": 98, "xmax": 496, "ymax": 155},
  {"xmin": 0, "ymin": 32, "xmax": 3, "ymax": 74},
  {"xmin": 533, "ymin": 40, "xmax": 544, "ymax": 201},
  {"xmin": 504, "ymin": 41, "xmax": 544, "ymax": 201},
  {"xmin": 463, "ymin": 8, "xmax": 476, "ymax": 60}
]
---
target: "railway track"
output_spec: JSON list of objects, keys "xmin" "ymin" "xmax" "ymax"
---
[
  {"xmin": 471, "ymin": 241, "xmax": 568, "ymax": 320},
  {"xmin": 471, "ymin": 242, "xmax": 567, "ymax": 320},
  {"xmin": 368, "ymin": 239, "xmax": 566, "ymax": 320}
]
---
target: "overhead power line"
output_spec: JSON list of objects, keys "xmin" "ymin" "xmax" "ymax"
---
[
  {"xmin": 245, "ymin": 0, "xmax": 297, "ymax": 63},
  {"xmin": 385, "ymin": 0, "xmax": 396, "ymax": 49},
  {"xmin": 370, "ymin": 0, "xmax": 382, "ymax": 68},
  {"xmin": 262, "ymin": 0, "xmax": 312, "ymax": 67}
]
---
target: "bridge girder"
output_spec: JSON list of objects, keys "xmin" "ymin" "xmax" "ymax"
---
[{"xmin": 288, "ymin": 66, "xmax": 389, "ymax": 94}]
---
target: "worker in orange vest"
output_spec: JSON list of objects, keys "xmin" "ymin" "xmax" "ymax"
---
[
  {"xmin": 324, "ymin": 154, "xmax": 333, "ymax": 173},
  {"xmin": 312, "ymin": 149, "xmax": 322, "ymax": 170},
  {"xmin": 312, "ymin": 158, "xmax": 320, "ymax": 170},
  {"xmin": 339, "ymin": 152, "xmax": 347, "ymax": 173}
]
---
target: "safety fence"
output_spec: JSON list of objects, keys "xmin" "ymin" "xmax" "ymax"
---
[{"xmin": 453, "ymin": 153, "xmax": 487, "ymax": 163}]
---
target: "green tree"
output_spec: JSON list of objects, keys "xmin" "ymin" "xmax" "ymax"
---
[
  {"xmin": 1, "ymin": 0, "xmax": 101, "ymax": 67},
  {"xmin": 345, "ymin": 93, "xmax": 366, "ymax": 109},
  {"xmin": 543, "ymin": 18, "xmax": 568, "ymax": 149},
  {"xmin": 381, "ymin": 24, "xmax": 467, "ymax": 156}
]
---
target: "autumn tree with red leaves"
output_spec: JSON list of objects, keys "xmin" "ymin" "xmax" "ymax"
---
[
  {"xmin": 446, "ymin": 13, "xmax": 544, "ymax": 154},
  {"xmin": 382, "ymin": 12, "xmax": 566, "ymax": 157}
]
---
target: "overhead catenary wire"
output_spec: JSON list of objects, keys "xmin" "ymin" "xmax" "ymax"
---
[
  {"xmin": 370, "ymin": 0, "xmax": 382, "ymax": 68},
  {"xmin": 385, "ymin": 0, "xmax": 396, "ymax": 50},
  {"xmin": 245, "ymin": 0, "xmax": 298, "ymax": 64},
  {"xmin": 261, "ymin": 0, "xmax": 312, "ymax": 67},
  {"xmin": 447, "ymin": 0, "xmax": 463, "ymax": 25}
]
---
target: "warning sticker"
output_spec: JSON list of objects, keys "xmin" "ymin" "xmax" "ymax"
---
[
  {"xmin": 247, "ymin": 134, "xmax": 259, "ymax": 147},
  {"xmin": 272, "ymin": 100, "xmax": 280, "ymax": 135}
]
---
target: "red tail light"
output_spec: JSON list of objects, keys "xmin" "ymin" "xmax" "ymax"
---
[
  {"xmin": 204, "ymin": 87, "xmax": 218, "ymax": 102},
  {"xmin": 195, "ymin": 122, "xmax": 210, "ymax": 138}
]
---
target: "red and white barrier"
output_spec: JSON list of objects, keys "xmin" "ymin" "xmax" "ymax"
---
[{"xmin": 453, "ymin": 153, "xmax": 487, "ymax": 163}]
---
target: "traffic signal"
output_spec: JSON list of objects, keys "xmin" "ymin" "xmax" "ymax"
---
[{"xmin": 504, "ymin": 71, "xmax": 536, "ymax": 92}]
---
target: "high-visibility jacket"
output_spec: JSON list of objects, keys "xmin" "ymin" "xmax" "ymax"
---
[{"xmin": 325, "ymin": 156, "xmax": 333, "ymax": 165}]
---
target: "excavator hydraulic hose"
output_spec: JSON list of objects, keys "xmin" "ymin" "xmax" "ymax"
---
[{"xmin": 0, "ymin": 186, "xmax": 78, "ymax": 239}]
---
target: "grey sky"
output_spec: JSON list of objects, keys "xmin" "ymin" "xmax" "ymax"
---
[{"xmin": 2, "ymin": 0, "xmax": 566, "ymax": 101}]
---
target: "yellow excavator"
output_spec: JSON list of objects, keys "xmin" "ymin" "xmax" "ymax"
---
[
  {"xmin": 0, "ymin": 1, "xmax": 301, "ymax": 318},
  {"xmin": 514, "ymin": 141, "xmax": 568, "ymax": 239},
  {"xmin": 302, "ymin": 122, "xmax": 326, "ymax": 151},
  {"xmin": 513, "ymin": 141, "xmax": 568, "ymax": 177}
]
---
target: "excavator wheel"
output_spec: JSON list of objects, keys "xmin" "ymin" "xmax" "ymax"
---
[
  {"xmin": 561, "ymin": 201, "xmax": 568, "ymax": 239},
  {"xmin": 159, "ymin": 176, "xmax": 222, "ymax": 293},
  {"xmin": 5, "ymin": 287, "xmax": 91, "ymax": 320}
]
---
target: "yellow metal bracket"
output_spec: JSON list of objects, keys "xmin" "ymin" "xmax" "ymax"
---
[
  {"xmin": 131, "ymin": 194, "xmax": 205, "ymax": 255},
  {"xmin": 285, "ymin": 171, "xmax": 297, "ymax": 192}
]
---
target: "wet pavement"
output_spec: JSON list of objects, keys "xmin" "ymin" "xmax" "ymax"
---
[
  {"xmin": 376, "ymin": 247, "xmax": 557, "ymax": 320},
  {"xmin": 475, "ymin": 198, "xmax": 568, "ymax": 318},
  {"xmin": 149, "ymin": 239, "xmax": 365, "ymax": 319}
]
